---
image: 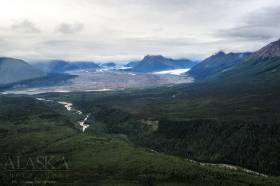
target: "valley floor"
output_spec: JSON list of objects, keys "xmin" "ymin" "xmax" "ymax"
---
[{"xmin": 1, "ymin": 70, "xmax": 193, "ymax": 95}]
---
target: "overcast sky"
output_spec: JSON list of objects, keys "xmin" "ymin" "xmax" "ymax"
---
[{"xmin": 1, "ymin": 0, "xmax": 280, "ymax": 62}]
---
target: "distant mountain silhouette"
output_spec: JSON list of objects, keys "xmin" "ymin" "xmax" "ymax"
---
[
  {"xmin": 131, "ymin": 55, "xmax": 195, "ymax": 73},
  {"xmin": 33, "ymin": 60, "xmax": 100, "ymax": 73},
  {"xmin": 0, "ymin": 57, "xmax": 46, "ymax": 85}
]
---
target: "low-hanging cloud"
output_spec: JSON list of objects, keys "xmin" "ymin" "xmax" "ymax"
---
[
  {"xmin": 11, "ymin": 20, "xmax": 40, "ymax": 34},
  {"xmin": 56, "ymin": 22, "xmax": 84, "ymax": 34}
]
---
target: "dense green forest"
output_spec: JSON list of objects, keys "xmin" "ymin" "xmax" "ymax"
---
[
  {"xmin": 0, "ymin": 95, "xmax": 279, "ymax": 185},
  {"xmin": 41, "ymin": 75, "xmax": 280, "ymax": 177}
]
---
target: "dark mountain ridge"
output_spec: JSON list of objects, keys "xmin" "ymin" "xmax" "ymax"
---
[
  {"xmin": 207, "ymin": 39, "xmax": 280, "ymax": 89},
  {"xmin": 188, "ymin": 51, "xmax": 252, "ymax": 80}
]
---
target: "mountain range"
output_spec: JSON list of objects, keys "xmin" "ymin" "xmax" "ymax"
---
[
  {"xmin": 186, "ymin": 39, "xmax": 280, "ymax": 86},
  {"xmin": 1, "ymin": 39, "xmax": 280, "ymax": 90},
  {"xmin": 201, "ymin": 39, "xmax": 280, "ymax": 90}
]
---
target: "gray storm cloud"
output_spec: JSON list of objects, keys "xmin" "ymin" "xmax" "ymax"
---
[
  {"xmin": 219, "ymin": 6, "xmax": 280, "ymax": 41},
  {"xmin": 11, "ymin": 20, "xmax": 40, "ymax": 34},
  {"xmin": 0, "ymin": 0, "xmax": 280, "ymax": 62},
  {"xmin": 57, "ymin": 22, "xmax": 85, "ymax": 34}
]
